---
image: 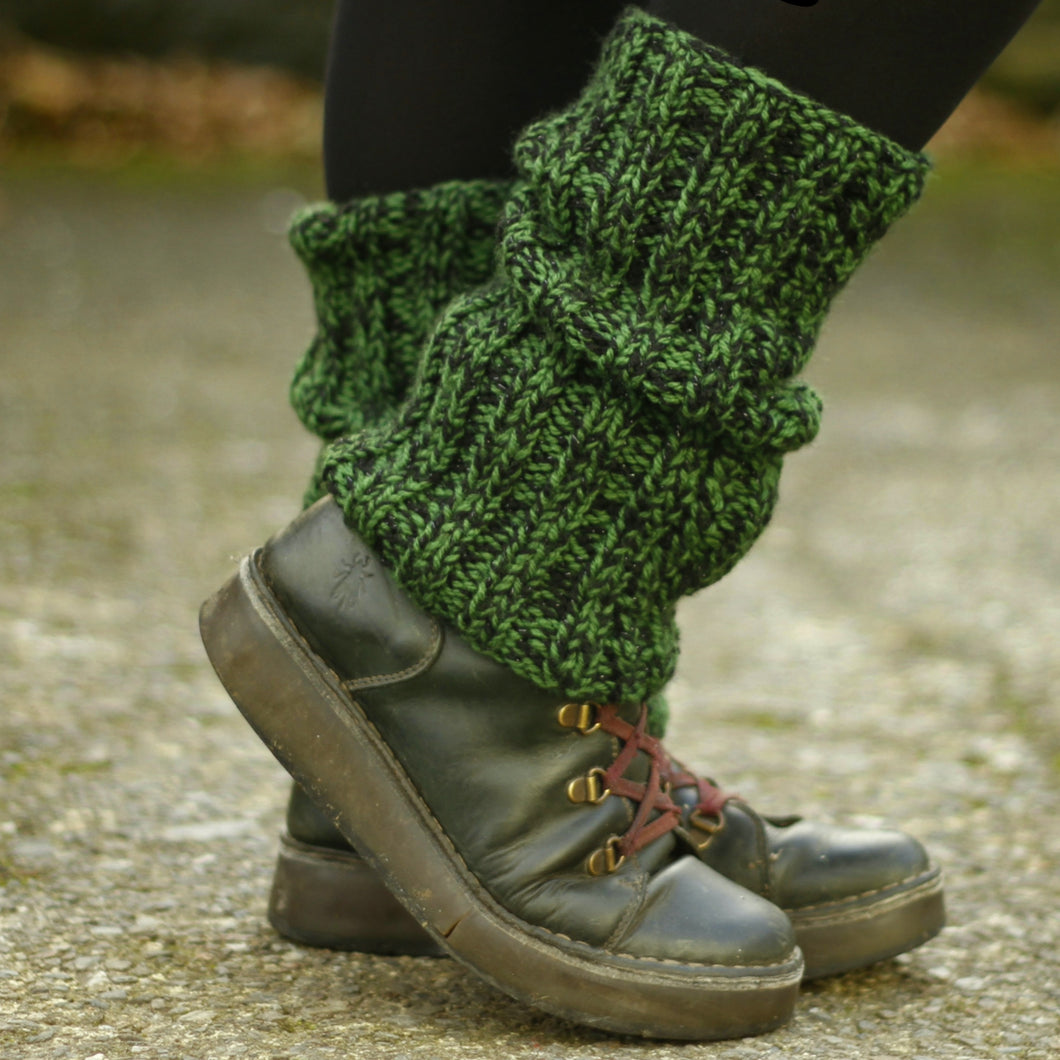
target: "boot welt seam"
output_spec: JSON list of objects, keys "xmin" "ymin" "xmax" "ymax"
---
[{"xmin": 785, "ymin": 867, "xmax": 943, "ymax": 928}]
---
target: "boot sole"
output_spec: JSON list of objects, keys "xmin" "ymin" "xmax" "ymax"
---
[
  {"xmin": 268, "ymin": 834, "xmax": 944, "ymax": 978},
  {"xmin": 790, "ymin": 867, "xmax": 945, "ymax": 979},
  {"xmin": 200, "ymin": 554, "xmax": 803, "ymax": 1040}
]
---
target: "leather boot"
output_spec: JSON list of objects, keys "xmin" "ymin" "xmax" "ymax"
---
[
  {"xmin": 268, "ymin": 760, "xmax": 942, "ymax": 979},
  {"xmin": 201, "ymin": 498, "xmax": 803, "ymax": 1039}
]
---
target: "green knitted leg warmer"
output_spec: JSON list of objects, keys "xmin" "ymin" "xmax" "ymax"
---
[
  {"xmin": 285, "ymin": 155, "xmax": 664, "ymax": 730},
  {"xmin": 287, "ymin": 180, "xmax": 510, "ymax": 503},
  {"xmin": 321, "ymin": 7, "xmax": 930, "ymax": 704}
]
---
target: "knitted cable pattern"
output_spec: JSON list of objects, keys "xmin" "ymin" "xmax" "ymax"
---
[
  {"xmin": 287, "ymin": 181, "xmax": 510, "ymax": 496},
  {"xmin": 321, "ymin": 7, "xmax": 930, "ymax": 703}
]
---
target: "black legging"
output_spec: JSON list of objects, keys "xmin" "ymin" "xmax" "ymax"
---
[{"xmin": 323, "ymin": 0, "xmax": 1043, "ymax": 200}]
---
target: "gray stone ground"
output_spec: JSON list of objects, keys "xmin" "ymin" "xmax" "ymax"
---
[{"xmin": 0, "ymin": 165, "xmax": 1057, "ymax": 1060}]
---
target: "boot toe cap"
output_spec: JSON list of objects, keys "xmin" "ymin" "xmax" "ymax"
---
[
  {"xmin": 768, "ymin": 818, "xmax": 934, "ymax": 911},
  {"xmin": 614, "ymin": 857, "xmax": 799, "ymax": 970}
]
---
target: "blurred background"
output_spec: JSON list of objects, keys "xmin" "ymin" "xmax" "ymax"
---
[
  {"xmin": 0, "ymin": 0, "xmax": 1059, "ymax": 170},
  {"xmin": 0, "ymin": 6, "xmax": 1058, "ymax": 1059}
]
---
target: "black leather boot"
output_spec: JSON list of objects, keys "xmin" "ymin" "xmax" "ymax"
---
[
  {"xmin": 268, "ymin": 751, "xmax": 942, "ymax": 979},
  {"xmin": 669, "ymin": 767, "xmax": 943, "ymax": 978},
  {"xmin": 201, "ymin": 498, "xmax": 802, "ymax": 1039}
]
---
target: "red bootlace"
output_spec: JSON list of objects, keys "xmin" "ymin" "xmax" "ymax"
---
[
  {"xmin": 569, "ymin": 703, "xmax": 682, "ymax": 873},
  {"xmin": 665, "ymin": 758, "xmax": 733, "ymax": 829}
]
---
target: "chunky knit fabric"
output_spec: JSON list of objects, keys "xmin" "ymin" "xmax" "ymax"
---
[
  {"xmin": 321, "ymin": 8, "xmax": 930, "ymax": 703},
  {"xmin": 288, "ymin": 181, "xmax": 509, "ymax": 499}
]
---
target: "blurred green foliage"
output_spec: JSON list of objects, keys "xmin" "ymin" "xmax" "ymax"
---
[
  {"xmin": 1, "ymin": 0, "xmax": 1058, "ymax": 111},
  {"xmin": 0, "ymin": 0, "xmax": 333, "ymax": 80},
  {"xmin": 985, "ymin": 0, "xmax": 1060, "ymax": 112}
]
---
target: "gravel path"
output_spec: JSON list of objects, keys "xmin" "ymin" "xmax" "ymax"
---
[{"xmin": 1, "ymin": 168, "xmax": 1057, "ymax": 1059}]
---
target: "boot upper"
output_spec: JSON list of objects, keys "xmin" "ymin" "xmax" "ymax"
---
[{"xmin": 259, "ymin": 497, "xmax": 796, "ymax": 966}]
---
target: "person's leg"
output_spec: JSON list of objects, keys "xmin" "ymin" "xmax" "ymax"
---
[
  {"xmin": 300, "ymin": 0, "xmax": 1045, "ymax": 457},
  {"xmin": 287, "ymin": 0, "xmax": 626, "ymax": 493},
  {"xmin": 211, "ymin": 4, "xmax": 929, "ymax": 1004},
  {"xmin": 326, "ymin": 0, "xmax": 1046, "ymax": 192},
  {"xmin": 266, "ymin": 0, "xmax": 1045, "ymax": 979},
  {"xmin": 323, "ymin": 0, "xmax": 629, "ymax": 199},
  {"xmin": 650, "ymin": 0, "xmax": 1043, "ymax": 149}
]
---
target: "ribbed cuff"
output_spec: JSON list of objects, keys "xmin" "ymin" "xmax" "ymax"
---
[
  {"xmin": 508, "ymin": 7, "xmax": 929, "ymax": 451},
  {"xmin": 288, "ymin": 180, "xmax": 509, "ymax": 440}
]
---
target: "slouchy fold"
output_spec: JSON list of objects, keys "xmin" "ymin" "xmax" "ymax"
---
[
  {"xmin": 322, "ymin": 8, "xmax": 930, "ymax": 703},
  {"xmin": 288, "ymin": 180, "xmax": 510, "ymax": 441}
]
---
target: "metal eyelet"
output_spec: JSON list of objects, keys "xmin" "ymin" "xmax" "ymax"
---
[
  {"xmin": 689, "ymin": 810, "xmax": 723, "ymax": 835},
  {"xmin": 587, "ymin": 836, "xmax": 626, "ymax": 876},
  {"xmin": 557, "ymin": 701, "xmax": 601, "ymax": 735},
  {"xmin": 566, "ymin": 767, "xmax": 611, "ymax": 805},
  {"xmin": 685, "ymin": 809, "xmax": 725, "ymax": 852}
]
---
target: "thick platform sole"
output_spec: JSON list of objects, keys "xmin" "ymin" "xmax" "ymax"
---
[
  {"xmin": 788, "ymin": 867, "xmax": 945, "ymax": 979},
  {"xmin": 200, "ymin": 554, "xmax": 803, "ymax": 1040},
  {"xmin": 268, "ymin": 831, "xmax": 944, "ymax": 979}
]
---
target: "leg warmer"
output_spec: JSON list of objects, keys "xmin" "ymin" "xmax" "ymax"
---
[
  {"xmin": 322, "ymin": 7, "xmax": 930, "ymax": 703},
  {"xmin": 287, "ymin": 180, "xmax": 510, "ymax": 488}
]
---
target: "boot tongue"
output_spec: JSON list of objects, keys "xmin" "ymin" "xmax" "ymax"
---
[{"xmin": 665, "ymin": 763, "xmax": 731, "ymax": 828}]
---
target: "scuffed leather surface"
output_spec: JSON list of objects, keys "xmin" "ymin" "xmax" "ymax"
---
[
  {"xmin": 762, "ymin": 815, "xmax": 931, "ymax": 909},
  {"xmin": 682, "ymin": 791, "xmax": 932, "ymax": 911},
  {"xmin": 261, "ymin": 498, "xmax": 440, "ymax": 688},
  {"xmin": 261, "ymin": 498, "xmax": 795, "ymax": 965}
]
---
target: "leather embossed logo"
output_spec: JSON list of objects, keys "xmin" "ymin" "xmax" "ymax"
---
[{"xmin": 330, "ymin": 552, "xmax": 375, "ymax": 608}]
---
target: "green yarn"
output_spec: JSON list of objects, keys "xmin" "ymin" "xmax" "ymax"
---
[
  {"xmin": 645, "ymin": 692, "xmax": 669, "ymax": 738},
  {"xmin": 288, "ymin": 181, "xmax": 509, "ymax": 503},
  {"xmin": 285, "ymin": 170, "xmax": 675, "ymax": 729},
  {"xmin": 321, "ymin": 8, "xmax": 930, "ymax": 703}
]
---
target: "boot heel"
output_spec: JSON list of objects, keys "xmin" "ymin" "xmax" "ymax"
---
[
  {"xmin": 200, "ymin": 551, "xmax": 803, "ymax": 1040},
  {"xmin": 268, "ymin": 833, "xmax": 444, "ymax": 956}
]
